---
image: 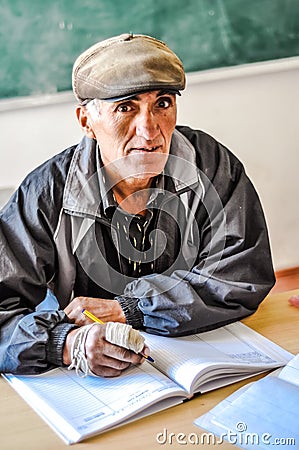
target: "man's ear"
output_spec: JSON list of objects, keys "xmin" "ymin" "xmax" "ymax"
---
[{"xmin": 75, "ymin": 106, "xmax": 96, "ymax": 139}]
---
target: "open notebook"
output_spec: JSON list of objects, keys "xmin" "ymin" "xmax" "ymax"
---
[
  {"xmin": 194, "ymin": 353, "xmax": 299, "ymax": 449},
  {"xmin": 3, "ymin": 322, "xmax": 293, "ymax": 444}
]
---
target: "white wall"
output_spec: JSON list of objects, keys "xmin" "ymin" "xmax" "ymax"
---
[
  {"xmin": 0, "ymin": 57, "xmax": 298, "ymax": 270},
  {"xmin": 177, "ymin": 57, "xmax": 299, "ymax": 271},
  {"xmin": 0, "ymin": 93, "xmax": 82, "ymax": 187}
]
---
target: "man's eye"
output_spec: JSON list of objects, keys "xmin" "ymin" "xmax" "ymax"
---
[
  {"xmin": 157, "ymin": 98, "xmax": 172, "ymax": 108},
  {"xmin": 116, "ymin": 104, "xmax": 132, "ymax": 113}
]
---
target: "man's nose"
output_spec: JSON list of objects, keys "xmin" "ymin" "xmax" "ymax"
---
[{"xmin": 135, "ymin": 110, "xmax": 160, "ymax": 141}]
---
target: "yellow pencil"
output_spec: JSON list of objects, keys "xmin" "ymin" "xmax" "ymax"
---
[
  {"xmin": 82, "ymin": 308, "xmax": 104, "ymax": 324},
  {"xmin": 82, "ymin": 308, "xmax": 154, "ymax": 362}
]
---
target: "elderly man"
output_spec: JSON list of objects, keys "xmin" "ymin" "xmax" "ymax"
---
[{"xmin": 0, "ymin": 34, "xmax": 275, "ymax": 376}]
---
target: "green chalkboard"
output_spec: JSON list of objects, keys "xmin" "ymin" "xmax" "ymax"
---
[{"xmin": 1, "ymin": 0, "xmax": 299, "ymax": 99}]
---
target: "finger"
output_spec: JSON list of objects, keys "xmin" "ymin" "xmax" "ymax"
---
[
  {"xmin": 64, "ymin": 297, "xmax": 126, "ymax": 324},
  {"xmin": 288, "ymin": 295, "xmax": 299, "ymax": 307},
  {"xmin": 85, "ymin": 328, "xmax": 143, "ymax": 367},
  {"xmin": 64, "ymin": 297, "xmax": 102, "ymax": 325},
  {"xmin": 86, "ymin": 341, "xmax": 140, "ymax": 377},
  {"xmin": 87, "ymin": 339, "xmax": 144, "ymax": 366},
  {"xmin": 81, "ymin": 299, "xmax": 125, "ymax": 324},
  {"xmin": 88, "ymin": 365, "xmax": 125, "ymax": 378},
  {"xmin": 88, "ymin": 354, "xmax": 131, "ymax": 374},
  {"xmin": 65, "ymin": 311, "xmax": 92, "ymax": 327},
  {"xmin": 64, "ymin": 297, "xmax": 85, "ymax": 320},
  {"xmin": 105, "ymin": 342, "xmax": 145, "ymax": 365},
  {"xmin": 142, "ymin": 344, "xmax": 150, "ymax": 356}
]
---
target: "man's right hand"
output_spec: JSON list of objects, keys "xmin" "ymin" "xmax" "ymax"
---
[{"xmin": 63, "ymin": 323, "xmax": 146, "ymax": 377}]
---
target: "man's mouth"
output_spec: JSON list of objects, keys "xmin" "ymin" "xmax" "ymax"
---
[{"xmin": 129, "ymin": 145, "xmax": 161, "ymax": 153}]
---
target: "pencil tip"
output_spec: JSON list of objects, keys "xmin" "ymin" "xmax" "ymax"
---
[{"xmin": 146, "ymin": 355, "xmax": 155, "ymax": 363}]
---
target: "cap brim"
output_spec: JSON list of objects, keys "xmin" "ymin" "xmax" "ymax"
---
[{"xmin": 102, "ymin": 88, "xmax": 181, "ymax": 102}]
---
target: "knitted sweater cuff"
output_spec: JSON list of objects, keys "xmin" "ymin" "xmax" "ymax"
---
[
  {"xmin": 115, "ymin": 296, "xmax": 144, "ymax": 330},
  {"xmin": 46, "ymin": 322, "xmax": 78, "ymax": 366}
]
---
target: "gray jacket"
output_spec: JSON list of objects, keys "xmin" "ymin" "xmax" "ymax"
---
[{"xmin": 0, "ymin": 126, "xmax": 275, "ymax": 374}]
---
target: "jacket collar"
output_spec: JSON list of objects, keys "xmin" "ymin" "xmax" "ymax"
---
[{"xmin": 63, "ymin": 128, "xmax": 201, "ymax": 218}]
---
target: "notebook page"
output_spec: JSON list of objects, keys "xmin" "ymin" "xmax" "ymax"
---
[
  {"xmin": 195, "ymin": 376, "xmax": 299, "ymax": 450},
  {"xmin": 142, "ymin": 322, "xmax": 292, "ymax": 394},
  {"xmin": 4, "ymin": 362, "xmax": 186, "ymax": 444},
  {"xmin": 277, "ymin": 353, "xmax": 299, "ymax": 386}
]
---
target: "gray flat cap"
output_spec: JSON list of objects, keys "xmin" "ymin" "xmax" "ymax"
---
[{"xmin": 72, "ymin": 33, "xmax": 186, "ymax": 102}]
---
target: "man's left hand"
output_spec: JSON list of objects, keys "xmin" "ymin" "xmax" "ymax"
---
[{"xmin": 64, "ymin": 297, "xmax": 126, "ymax": 326}]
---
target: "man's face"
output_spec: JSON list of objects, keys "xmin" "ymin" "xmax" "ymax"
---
[{"xmin": 86, "ymin": 90, "xmax": 177, "ymax": 184}]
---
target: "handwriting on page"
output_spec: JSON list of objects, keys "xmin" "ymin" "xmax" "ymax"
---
[{"xmin": 142, "ymin": 323, "xmax": 280, "ymax": 393}]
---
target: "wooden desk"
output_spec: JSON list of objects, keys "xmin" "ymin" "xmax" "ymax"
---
[{"xmin": 1, "ymin": 290, "xmax": 298, "ymax": 450}]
